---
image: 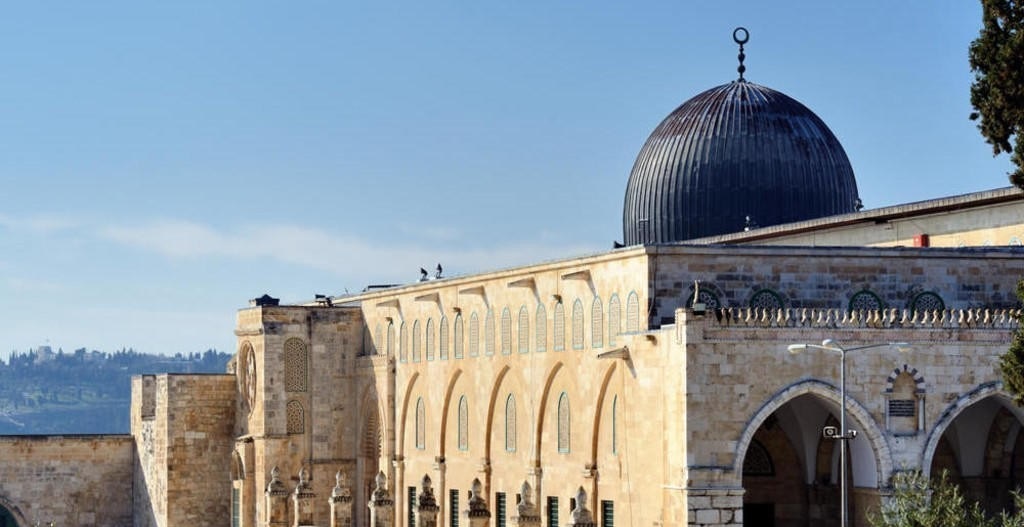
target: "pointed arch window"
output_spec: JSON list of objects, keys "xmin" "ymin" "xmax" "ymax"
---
[
  {"xmin": 518, "ymin": 306, "xmax": 530, "ymax": 354},
  {"xmin": 505, "ymin": 394, "xmax": 517, "ymax": 452},
  {"xmin": 387, "ymin": 322, "xmax": 395, "ymax": 359},
  {"xmin": 535, "ymin": 303, "xmax": 547, "ymax": 353},
  {"xmin": 571, "ymin": 300, "xmax": 585, "ymax": 350},
  {"xmin": 400, "ymin": 322, "xmax": 408, "ymax": 363},
  {"xmin": 500, "ymin": 307, "xmax": 512, "ymax": 355},
  {"xmin": 287, "ymin": 400, "xmax": 304, "ymax": 434},
  {"xmin": 439, "ymin": 316, "xmax": 450, "ymax": 360},
  {"xmin": 457, "ymin": 396, "xmax": 469, "ymax": 451},
  {"xmin": 426, "ymin": 318, "xmax": 435, "ymax": 361},
  {"xmin": 553, "ymin": 302, "xmax": 565, "ymax": 351},
  {"xmin": 626, "ymin": 292, "xmax": 640, "ymax": 332},
  {"xmin": 453, "ymin": 314, "xmax": 464, "ymax": 359},
  {"xmin": 469, "ymin": 312, "xmax": 480, "ymax": 357},
  {"xmin": 607, "ymin": 294, "xmax": 621, "ymax": 346},
  {"xmin": 591, "ymin": 297, "xmax": 604, "ymax": 349},
  {"xmin": 284, "ymin": 338, "xmax": 308, "ymax": 392},
  {"xmin": 485, "ymin": 309, "xmax": 496, "ymax": 356},
  {"xmin": 415, "ymin": 397, "xmax": 426, "ymax": 450},
  {"xmin": 557, "ymin": 392, "xmax": 570, "ymax": 453},
  {"xmin": 412, "ymin": 320, "xmax": 422, "ymax": 362}
]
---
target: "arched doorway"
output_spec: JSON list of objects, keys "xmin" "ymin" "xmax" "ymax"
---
[
  {"xmin": 0, "ymin": 501, "xmax": 23, "ymax": 527},
  {"xmin": 927, "ymin": 392, "xmax": 1024, "ymax": 516},
  {"xmin": 740, "ymin": 389, "xmax": 885, "ymax": 527}
]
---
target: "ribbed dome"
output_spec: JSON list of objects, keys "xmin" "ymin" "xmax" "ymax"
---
[{"xmin": 622, "ymin": 80, "xmax": 860, "ymax": 244}]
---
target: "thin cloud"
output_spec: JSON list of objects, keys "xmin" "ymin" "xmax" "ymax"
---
[
  {"xmin": 0, "ymin": 213, "xmax": 81, "ymax": 234},
  {"xmin": 97, "ymin": 219, "xmax": 601, "ymax": 281}
]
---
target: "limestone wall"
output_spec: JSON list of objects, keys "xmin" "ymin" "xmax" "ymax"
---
[
  {"xmin": 131, "ymin": 373, "xmax": 237, "ymax": 527},
  {"xmin": 0, "ymin": 434, "xmax": 134, "ymax": 526},
  {"xmin": 678, "ymin": 308, "xmax": 1018, "ymax": 526},
  {"xmin": 349, "ymin": 250, "xmax": 660, "ymax": 527},
  {"xmin": 234, "ymin": 304, "xmax": 367, "ymax": 527},
  {"xmin": 649, "ymin": 245, "xmax": 1024, "ymax": 325}
]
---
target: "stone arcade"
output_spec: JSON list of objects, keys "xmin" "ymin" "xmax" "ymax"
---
[{"xmin": 2, "ymin": 34, "xmax": 1024, "ymax": 527}]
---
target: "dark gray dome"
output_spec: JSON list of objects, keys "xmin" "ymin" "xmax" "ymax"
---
[{"xmin": 622, "ymin": 80, "xmax": 860, "ymax": 244}]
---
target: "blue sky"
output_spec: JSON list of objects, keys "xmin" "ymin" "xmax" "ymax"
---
[{"xmin": 0, "ymin": 1, "xmax": 1011, "ymax": 356}]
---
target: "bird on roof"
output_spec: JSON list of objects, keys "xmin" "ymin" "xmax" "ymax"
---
[
  {"xmin": 435, "ymin": 263, "xmax": 443, "ymax": 279},
  {"xmin": 419, "ymin": 268, "xmax": 428, "ymax": 282}
]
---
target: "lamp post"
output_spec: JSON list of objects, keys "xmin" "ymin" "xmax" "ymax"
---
[{"xmin": 787, "ymin": 339, "xmax": 909, "ymax": 527}]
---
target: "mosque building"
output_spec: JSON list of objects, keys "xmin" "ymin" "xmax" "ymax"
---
[{"xmin": 1, "ymin": 29, "xmax": 1023, "ymax": 527}]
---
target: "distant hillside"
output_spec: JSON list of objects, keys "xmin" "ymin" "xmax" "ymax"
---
[{"xmin": 0, "ymin": 347, "xmax": 231, "ymax": 435}]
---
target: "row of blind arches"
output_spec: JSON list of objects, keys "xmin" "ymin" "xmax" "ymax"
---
[
  {"xmin": 695, "ymin": 287, "xmax": 946, "ymax": 313},
  {"xmin": 413, "ymin": 392, "xmax": 619, "ymax": 455},
  {"xmin": 382, "ymin": 292, "xmax": 642, "ymax": 363}
]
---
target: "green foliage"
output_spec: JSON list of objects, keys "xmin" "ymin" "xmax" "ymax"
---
[
  {"xmin": 871, "ymin": 471, "xmax": 1024, "ymax": 527},
  {"xmin": 999, "ymin": 280, "xmax": 1024, "ymax": 406},
  {"xmin": 969, "ymin": 0, "xmax": 1024, "ymax": 189}
]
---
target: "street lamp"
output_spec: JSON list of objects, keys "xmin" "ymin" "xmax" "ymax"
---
[{"xmin": 786, "ymin": 339, "xmax": 910, "ymax": 527}]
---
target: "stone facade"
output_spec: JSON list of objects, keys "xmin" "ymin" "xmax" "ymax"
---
[
  {"xmin": 0, "ymin": 435, "xmax": 134, "ymax": 526},
  {"xmin": 131, "ymin": 373, "xmax": 237, "ymax": 527},
  {"xmin": 0, "ymin": 198, "xmax": 1022, "ymax": 527}
]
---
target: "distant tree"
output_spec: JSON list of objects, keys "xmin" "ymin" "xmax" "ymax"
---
[
  {"xmin": 1000, "ymin": 280, "xmax": 1024, "ymax": 405},
  {"xmin": 969, "ymin": 0, "xmax": 1024, "ymax": 189}
]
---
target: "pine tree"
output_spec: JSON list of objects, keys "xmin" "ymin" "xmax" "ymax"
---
[{"xmin": 969, "ymin": 0, "xmax": 1024, "ymax": 189}]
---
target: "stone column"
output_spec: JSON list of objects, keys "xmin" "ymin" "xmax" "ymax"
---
[
  {"xmin": 416, "ymin": 475, "xmax": 440, "ymax": 527},
  {"xmin": 265, "ymin": 466, "xmax": 290, "ymax": 527},
  {"xmin": 368, "ymin": 471, "xmax": 394, "ymax": 527},
  {"xmin": 329, "ymin": 470, "xmax": 353, "ymax": 527},
  {"xmin": 511, "ymin": 481, "xmax": 541, "ymax": 527},
  {"xmin": 292, "ymin": 467, "xmax": 316, "ymax": 527},
  {"xmin": 463, "ymin": 478, "xmax": 491, "ymax": 527},
  {"xmin": 568, "ymin": 487, "xmax": 596, "ymax": 527}
]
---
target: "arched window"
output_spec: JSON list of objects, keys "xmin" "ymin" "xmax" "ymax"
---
[
  {"xmin": 535, "ymin": 303, "xmax": 547, "ymax": 353},
  {"xmin": 485, "ymin": 309, "xmax": 496, "ymax": 356},
  {"xmin": 386, "ymin": 322, "xmax": 395, "ymax": 359},
  {"xmin": 607, "ymin": 294, "xmax": 621, "ymax": 346},
  {"xmin": 412, "ymin": 320, "xmax": 422, "ymax": 362},
  {"xmin": 518, "ymin": 306, "xmax": 530, "ymax": 354},
  {"xmin": 425, "ymin": 318, "xmax": 435, "ymax": 361},
  {"xmin": 505, "ymin": 394, "xmax": 517, "ymax": 452},
  {"xmin": 572, "ymin": 300, "xmax": 585, "ymax": 350},
  {"xmin": 611, "ymin": 395, "xmax": 618, "ymax": 455},
  {"xmin": 910, "ymin": 291, "xmax": 945, "ymax": 313},
  {"xmin": 501, "ymin": 307, "xmax": 512, "ymax": 355},
  {"xmin": 553, "ymin": 302, "xmax": 565, "ymax": 351},
  {"xmin": 400, "ymin": 322, "xmax": 408, "ymax": 363},
  {"xmin": 849, "ymin": 290, "xmax": 883, "ymax": 312},
  {"xmin": 591, "ymin": 297, "xmax": 604, "ymax": 349},
  {"xmin": 458, "ymin": 396, "xmax": 469, "ymax": 451},
  {"xmin": 469, "ymin": 312, "xmax": 480, "ymax": 357},
  {"xmin": 454, "ymin": 315, "xmax": 465, "ymax": 359},
  {"xmin": 286, "ymin": 400, "xmax": 304, "ymax": 434},
  {"xmin": 415, "ymin": 397, "xmax": 426, "ymax": 450},
  {"xmin": 626, "ymin": 292, "xmax": 640, "ymax": 332},
  {"xmin": 749, "ymin": 289, "xmax": 783, "ymax": 310},
  {"xmin": 439, "ymin": 316, "xmax": 449, "ymax": 360},
  {"xmin": 284, "ymin": 338, "xmax": 308, "ymax": 392},
  {"xmin": 557, "ymin": 392, "xmax": 570, "ymax": 453}
]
